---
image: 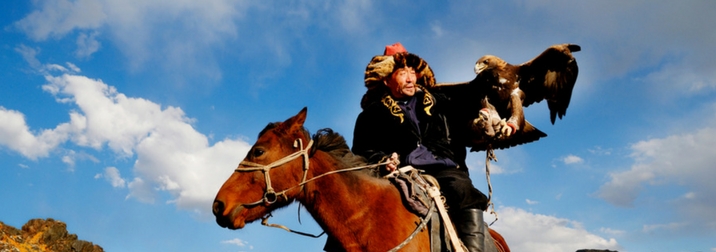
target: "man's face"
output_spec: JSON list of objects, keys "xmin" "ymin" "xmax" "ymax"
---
[{"xmin": 385, "ymin": 67, "xmax": 417, "ymax": 99}]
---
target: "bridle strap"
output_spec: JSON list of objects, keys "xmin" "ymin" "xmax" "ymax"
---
[{"xmin": 236, "ymin": 138, "xmax": 313, "ymax": 206}]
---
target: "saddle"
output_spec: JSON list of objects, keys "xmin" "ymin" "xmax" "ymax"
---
[{"xmin": 386, "ymin": 166, "xmax": 499, "ymax": 252}]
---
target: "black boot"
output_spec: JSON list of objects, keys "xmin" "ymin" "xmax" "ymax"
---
[{"xmin": 456, "ymin": 208, "xmax": 486, "ymax": 252}]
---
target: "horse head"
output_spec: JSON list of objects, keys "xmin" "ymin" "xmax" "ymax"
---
[{"xmin": 213, "ymin": 107, "xmax": 312, "ymax": 229}]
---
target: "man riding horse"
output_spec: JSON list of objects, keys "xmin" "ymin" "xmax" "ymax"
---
[{"xmin": 349, "ymin": 42, "xmax": 496, "ymax": 252}]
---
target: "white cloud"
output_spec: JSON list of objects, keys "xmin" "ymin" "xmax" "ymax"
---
[
  {"xmin": 127, "ymin": 177, "xmax": 154, "ymax": 204},
  {"xmin": 562, "ymin": 155, "xmax": 584, "ymax": 165},
  {"xmin": 599, "ymin": 227, "xmax": 625, "ymax": 236},
  {"xmin": 13, "ymin": 0, "xmax": 107, "ymax": 41},
  {"xmin": 489, "ymin": 207, "xmax": 620, "ymax": 252},
  {"xmin": 103, "ymin": 167, "xmax": 126, "ymax": 188},
  {"xmin": 0, "ymin": 106, "xmax": 76, "ymax": 160},
  {"xmin": 14, "ymin": 44, "xmax": 42, "ymax": 69},
  {"xmin": 61, "ymin": 155, "xmax": 74, "ymax": 167},
  {"xmin": 467, "ymin": 150, "xmax": 522, "ymax": 176},
  {"xmin": 66, "ymin": 62, "xmax": 81, "ymax": 73},
  {"xmin": 221, "ymin": 238, "xmax": 252, "ymax": 249},
  {"xmin": 642, "ymin": 222, "xmax": 687, "ymax": 233},
  {"xmin": 61, "ymin": 150, "xmax": 99, "ymax": 170},
  {"xmin": 133, "ymin": 132, "xmax": 250, "ymax": 212},
  {"xmin": 1, "ymin": 72, "xmax": 253, "ymax": 214},
  {"xmin": 14, "ymin": 0, "xmax": 249, "ymax": 80},
  {"xmin": 45, "ymin": 64, "xmax": 69, "ymax": 73},
  {"xmin": 588, "ymin": 146, "xmax": 612, "ymax": 156},
  {"xmin": 525, "ymin": 199, "xmax": 539, "ymax": 205},
  {"xmin": 75, "ymin": 31, "xmax": 101, "ymax": 58},
  {"xmin": 14, "ymin": 45, "xmax": 82, "ymax": 75},
  {"xmin": 597, "ymin": 126, "xmax": 716, "ymax": 231},
  {"xmin": 598, "ymin": 127, "xmax": 716, "ymax": 201},
  {"xmin": 75, "ymin": 75, "xmax": 250, "ymax": 212},
  {"xmin": 41, "ymin": 74, "xmax": 195, "ymax": 156}
]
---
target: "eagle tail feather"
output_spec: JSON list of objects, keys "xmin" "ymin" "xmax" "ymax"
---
[{"xmin": 468, "ymin": 120, "xmax": 547, "ymax": 152}]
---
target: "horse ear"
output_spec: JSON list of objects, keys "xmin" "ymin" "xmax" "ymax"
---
[{"xmin": 284, "ymin": 107, "xmax": 308, "ymax": 129}]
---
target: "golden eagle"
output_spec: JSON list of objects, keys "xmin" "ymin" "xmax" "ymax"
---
[{"xmin": 430, "ymin": 43, "xmax": 580, "ymax": 151}]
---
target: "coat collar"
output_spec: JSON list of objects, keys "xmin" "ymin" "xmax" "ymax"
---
[{"xmin": 380, "ymin": 88, "xmax": 434, "ymax": 123}]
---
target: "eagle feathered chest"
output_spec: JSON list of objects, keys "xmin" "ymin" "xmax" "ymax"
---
[{"xmin": 481, "ymin": 66, "xmax": 521, "ymax": 116}]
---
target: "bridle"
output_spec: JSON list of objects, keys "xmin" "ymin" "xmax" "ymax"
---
[
  {"xmin": 234, "ymin": 138, "xmax": 313, "ymax": 206},
  {"xmin": 235, "ymin": 137, "xmax": 386, "ymax": 207}
]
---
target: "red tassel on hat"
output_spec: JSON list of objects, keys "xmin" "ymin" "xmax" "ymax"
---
[{"xmin": 383, "ymin": 42, "xmax": 407, "ymax": 56}]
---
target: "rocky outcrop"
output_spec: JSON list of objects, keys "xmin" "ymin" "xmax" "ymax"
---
[{"xmin": 0, "ymin": 218, "xmax": 103, "ymax": 252}]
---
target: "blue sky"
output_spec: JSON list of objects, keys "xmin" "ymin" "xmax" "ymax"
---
[{"xmin": 1, "ymin": 0, "xmax": 715, "ymax": 251}]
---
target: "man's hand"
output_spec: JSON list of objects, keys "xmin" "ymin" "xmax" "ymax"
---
[{"xmin": 385, "ymin": 152, "xmax": 400, "ymax": 172}]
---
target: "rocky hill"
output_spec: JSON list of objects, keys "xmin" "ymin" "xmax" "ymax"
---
[{"xmin": 0, "ymin": 218, "xmax": 103, "ymax": 252}]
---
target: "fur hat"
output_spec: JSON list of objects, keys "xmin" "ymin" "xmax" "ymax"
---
[
  {"xmin": 361, "ymin": 43, "xmax": 436, "ymax": 109},
  {"xmin": 363, "ymin": 43, "xmax": 436, "ymax": 90}
]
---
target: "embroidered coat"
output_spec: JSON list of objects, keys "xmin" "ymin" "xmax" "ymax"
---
[{"xmin": 352, "ymin": 90, "xmax": 468, "ymax": 172}]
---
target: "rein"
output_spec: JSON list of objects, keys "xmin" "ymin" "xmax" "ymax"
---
[{"xmin": 387, "ymin": 203, "xmax": 436, "ymax": 252}]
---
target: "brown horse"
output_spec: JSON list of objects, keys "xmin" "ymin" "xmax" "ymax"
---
[{"xmin": 213, "ymin": 108, "xmax": 509, "ymax": 252}]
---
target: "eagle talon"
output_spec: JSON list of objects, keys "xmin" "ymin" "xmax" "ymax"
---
[
  {"xmin": 497, "ymin": 119, "xmax": 512, "ymax": 138},
  {"xmin": 504, "ymin": 121, "xmax": 520, "ymax": 137},
  {"xmin": 502, "ymin": 126, "xmax": 512, "ymax": 137}
]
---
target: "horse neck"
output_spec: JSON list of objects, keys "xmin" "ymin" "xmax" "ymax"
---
[{"xmin": 297, "ymin": 151, "xmax": 421, "ymax": 250}]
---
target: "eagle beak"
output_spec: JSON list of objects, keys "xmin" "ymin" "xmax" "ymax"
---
[{"xmin": 474, "ymin": 62, "xmax": 487, "ymax": 75}]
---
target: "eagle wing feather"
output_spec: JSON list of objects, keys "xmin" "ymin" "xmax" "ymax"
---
[{"xmin": 518, "ymin": 43, "xmax": 580, "ymax": 124}]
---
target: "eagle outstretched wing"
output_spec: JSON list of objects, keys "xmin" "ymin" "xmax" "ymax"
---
[
  {"xmin": 517, "ymin": 43, "xmax": 580, "ymax": 124},
  {"xmin": 429, "ymin": 43, "xmax": 581, "ymax": 152}
]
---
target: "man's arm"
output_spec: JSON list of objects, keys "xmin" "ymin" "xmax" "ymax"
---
[{"xmin": 352, "ymin": 110, "xmax": 390, "ymax": 164}]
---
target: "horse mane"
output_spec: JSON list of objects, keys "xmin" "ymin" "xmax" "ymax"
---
[
  {"xmin": 311, "ymin": 128, "xmax": 368, "ymax": 169},
  {"xmin": 258, "ymin": 122, "xmax": 368, "ymax": 169}
]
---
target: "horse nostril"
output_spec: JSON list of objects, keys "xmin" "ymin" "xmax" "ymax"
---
[{"xmin": 213, "ymin": 200, "xmax": 225, "ymax": 216}]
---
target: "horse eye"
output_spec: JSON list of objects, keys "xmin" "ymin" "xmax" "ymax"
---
[{"xmin": 252, "ymin": 148, "xmax": 265, "ymax": 157}]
